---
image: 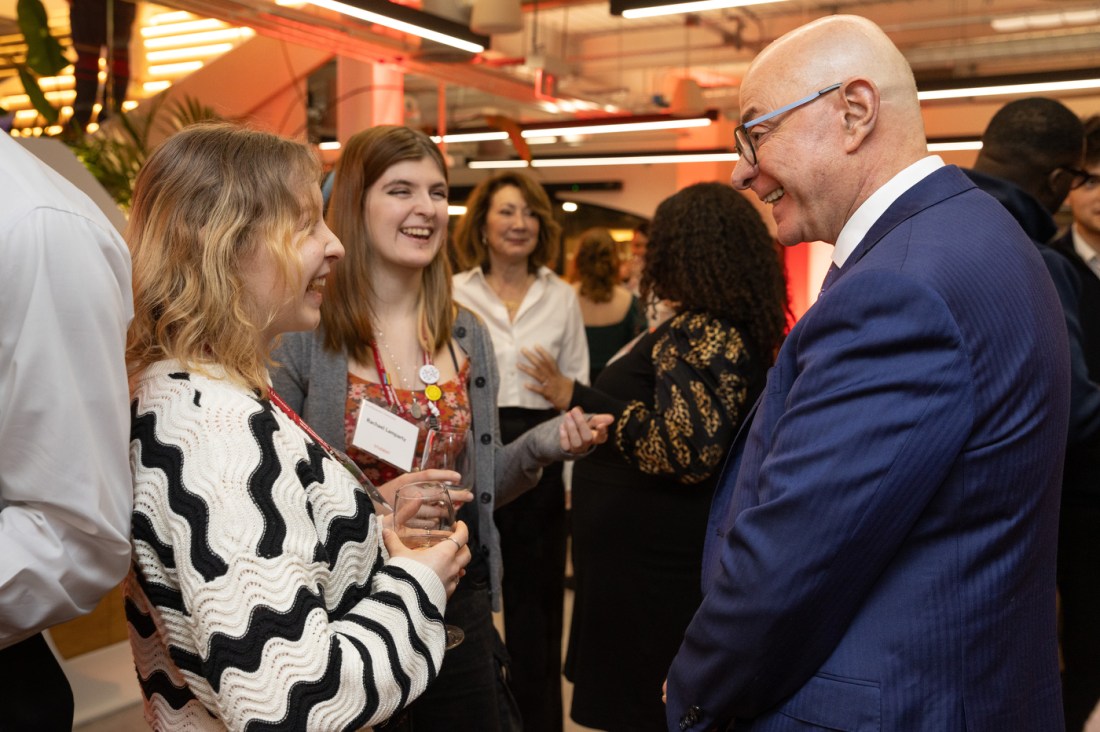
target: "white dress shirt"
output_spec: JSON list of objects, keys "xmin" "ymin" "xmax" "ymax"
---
[
  {"xmin": 1071, "ymin": 225, "xmax": 1100, "ymax": 281},
  {"xmin": 833, "ymin": 156, "xmax": 945, "ymax": 266},
  {"xmin": 0, "ymin": 133, "xmax": 134, "ymax": 648},
  {"xmin": 454, "ymin": 265, "xmax": 589, "ymax": 409}
]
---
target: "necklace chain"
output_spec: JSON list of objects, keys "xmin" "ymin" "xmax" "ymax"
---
[
  {"xmin": 489, "ymin": 273, "xmax": 533, "ymax": 320},
  {"xmin": 373, "ymin": 330, "xmax": 414, "ymax": 389}
]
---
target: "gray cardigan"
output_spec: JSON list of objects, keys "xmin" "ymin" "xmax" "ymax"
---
[{"xmin": 270, "ymin": 307, "xmax": 570, "ymax": 610}]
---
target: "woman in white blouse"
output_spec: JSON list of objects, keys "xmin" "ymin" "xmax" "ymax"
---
[{"xmin": 452, "ymin": 172, "xmax": 588, "ymax": 732}]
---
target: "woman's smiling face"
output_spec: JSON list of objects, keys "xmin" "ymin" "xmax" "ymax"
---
[
  {"xmin": 243, "ymin": 184, "xmax": 344, "ymax": 345},
  {"xmin": 483, "ymin": 184, "xmax": 540, "ymax": 267},
  {"xmin": 364, "ymin": 157, "xmax": 449, "ymax": 272}
]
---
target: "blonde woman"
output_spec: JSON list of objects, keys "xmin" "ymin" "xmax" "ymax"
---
[{"xmin": 124, "ymin": 123, "xmax": 469, "ymax": 730}]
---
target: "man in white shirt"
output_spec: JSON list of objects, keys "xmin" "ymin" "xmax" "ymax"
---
[{"xmin": 0, "ymin": 133, "xmax": 134, "ymax": 728}]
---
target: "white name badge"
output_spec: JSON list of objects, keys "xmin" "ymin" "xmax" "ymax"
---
[{"xmin": 351, "ymin": 400, "xmax": 419, "ymax": 473}]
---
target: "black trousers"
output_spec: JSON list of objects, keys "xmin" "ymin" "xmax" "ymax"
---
[
  {"xmin": 1059, "ymin": 493, "xmax": 1100, "ymax": 732},
  {"xmin": 497, "ymin": 407, "xmax": 566, "ymax": 732},
  {"xmin": 386, "ymin": 573, "xmax": 518, "ymax": 732},
  {"xmin": 0, "ymin": 633, "xmax": 74, "ymax": 731},
  {"xmin": 68, "ymin": 0, "xmax": 137, "ymax": 127}
]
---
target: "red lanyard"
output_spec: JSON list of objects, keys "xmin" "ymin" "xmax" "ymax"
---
[
  {"xmin": 369, "ymin": 339, "xmax": 430, "ymax": 414},
  {"xmin": 268, "ymin": 387, "xmax": 393, "ymax": 511},
  {"xmin": 268, "ymin": 388, "xmax": 338, "ymax": 456},
  {"xmin": 369, "ymin": 339, "xmax": 440, "ymax": 428}
]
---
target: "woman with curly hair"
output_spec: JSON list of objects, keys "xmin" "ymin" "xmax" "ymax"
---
[
  {"xmin": 572, "ymin": 227, "xmax": 647, "ymax": 381},
  {"xmin": 521, "ymin": 182, "xmax": 788, "ymax": 731}
]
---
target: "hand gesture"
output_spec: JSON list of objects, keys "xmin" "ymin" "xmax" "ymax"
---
[
  {"xmin": 377, "ymin": 469, "xmax": 468, "ymax": 529},
  {"xmin": 519, "ymin": 345, "xmax": 574, "ymax": 411},
  {"xmin": 383, "ymin": 519, "xmax": 471, "ymax": 598},
  {"xmin": 559, "ymin": 407, "xmax": 613, "ymax": 455}
]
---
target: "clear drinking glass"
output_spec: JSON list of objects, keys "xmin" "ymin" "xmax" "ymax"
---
[
  {"xmin": 392, "ymin": 480, "xmax": 465, "ymax": 648},
  {"xmin": 419, "ymin": 428, "xmax": 474, "ymax": 491}
]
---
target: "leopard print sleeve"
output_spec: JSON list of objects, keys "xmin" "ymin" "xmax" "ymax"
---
[{"xmin": 613, "ymin": 311, "xmax": 755, "ymax": 484}]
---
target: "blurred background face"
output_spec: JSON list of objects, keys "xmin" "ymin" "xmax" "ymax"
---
[
  {"xmin": 1069, "ymin": 164, "xmax": 1100, "ymax": 247},
  {"xmin": 483, "ymin": 184, "xmax": 539, "ymax": 265}
]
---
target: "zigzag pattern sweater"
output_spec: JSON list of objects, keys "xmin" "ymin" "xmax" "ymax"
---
[{"xmin": 124, "ymin": 360, "xmax": 447, "ymax": 731}]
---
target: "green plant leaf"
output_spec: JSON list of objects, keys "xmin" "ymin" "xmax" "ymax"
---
[
  {"xmin": 16, "ymin": 65, "xmax": 59, "ymax": 125},
  {"xmin": 17, "ymin": 0, "xmax": 67, "ymax": 76}
]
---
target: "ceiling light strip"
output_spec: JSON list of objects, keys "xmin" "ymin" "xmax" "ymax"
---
[
  {"xmin": 431, "ymin": 131, "xmax": 510, "ymax": 144},
  {"xmin": 521, "ymin": 116, "xmax": 712, "ymax": 138},
  {"xmin": 468, "ymin": 151, "xmax": 739, "ymax": 169},
  {"xmin": 918, "ymin": 78, "xmax": 1100, "ymax": 101},
  {"xmin": 926, "ymin": 140, "xmax": 983, "ymax": 152},
  {"xmin": 615, "ymin": 0, "xmax": 787, "ymax": 19},
  {"xmin": 304, "ymin": 0, "xmax": 487, "ymax": 53}
]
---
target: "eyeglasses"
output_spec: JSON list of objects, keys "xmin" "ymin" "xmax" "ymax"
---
[
  {"xmin": 734, "ymin": 83, "xmax": 843, "ymax": 167},
  {"xmin": 1058, "ymin": 166, "xmax": 1100, "ymax": 191}
]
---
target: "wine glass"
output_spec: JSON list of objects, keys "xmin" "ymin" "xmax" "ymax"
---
[
  {"xmin": 392, "ymin": 480, "xmax": 465, "ymax": 649},
  {"xmin": 420, "ymin": 428, "xmax": 474, "ymax": 492}
]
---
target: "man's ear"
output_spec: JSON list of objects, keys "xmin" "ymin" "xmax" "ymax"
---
[{"xmin": 840, "ymin": 79, "xmax": 878, "ymax": 153}]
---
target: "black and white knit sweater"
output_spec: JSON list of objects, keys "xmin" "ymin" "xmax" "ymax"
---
[{"xmin": 125, "ymin": 360, "xmax": 447, "ymax": 731}]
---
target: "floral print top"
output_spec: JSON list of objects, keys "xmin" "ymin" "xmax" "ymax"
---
[{"xmin": 345, "ymin": 359, "xmax": 472, "ymax": 484}]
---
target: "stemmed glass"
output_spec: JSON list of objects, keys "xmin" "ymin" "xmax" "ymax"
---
[
  {"xmin": 420, "ymin": 428, "xmax": 474, "ymax": 491},
  {"xmin": 392, "ymin": 480, "xmax": 465, "ymax": 649}
]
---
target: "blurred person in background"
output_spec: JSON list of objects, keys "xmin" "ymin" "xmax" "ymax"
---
[
  {"xmin": 522, "ymin": 182, "xmax": 788, "ymax": 731},
  {"xmin": 1049, "ymin": 114, "xmax": 1100, "ymax": 732},
  {"xmin": 572, "ymin": 227, "xmax": 647, "ymax": 382},
  {"xmin": 452, "ymin": 171, "xmax": 590, "ymax": 732}
]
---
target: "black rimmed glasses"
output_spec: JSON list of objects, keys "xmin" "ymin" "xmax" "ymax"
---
[
  {"xmin": 734, "ymin": 83, "xmax": 843, "ymax": 167},
  {"xmin": 1057, "ymin": 166, "xmax": 1099, "ymax": 191}
]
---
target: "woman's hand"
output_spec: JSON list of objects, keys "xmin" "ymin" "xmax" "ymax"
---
[
  {"xmin": 559, "ymin": 407, "xmax": 613, "ymax": 455},
  {"xmin": 519, "ymin": 345, "xmax": 575, "ymax": 411},
  {"xmin": 377, "ymin": 470, "xmax": 465, "ymax": 529},
  {"xmin": 383, "ymin": 520, "xmax": 471, "ymax": 599}
]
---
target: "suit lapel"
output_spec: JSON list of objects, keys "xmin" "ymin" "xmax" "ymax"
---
[{"xmin": 834, "ymin": 165, "xmax": 978, "ymax": 285}]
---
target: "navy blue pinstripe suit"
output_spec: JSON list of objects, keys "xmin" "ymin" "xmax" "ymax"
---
[{"xmin": 666, "ymin": 166, "xmax": 1069, "ymax": 731}]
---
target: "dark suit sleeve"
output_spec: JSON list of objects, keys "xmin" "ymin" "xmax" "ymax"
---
[
  {"xmin": 1039, "ymin": 248, "xmax": 1100, "ymax": 450},
  {"xmin": 666, "ymin": 271, "xmax": 971, "ymax": 727}
]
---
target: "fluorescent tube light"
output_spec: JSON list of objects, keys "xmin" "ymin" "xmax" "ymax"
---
[
  {"xmin": 612, "ymin": 0, "xmax": 787, "ymax": 19},
  {"xmin": 926, "ymin": 140, "xmax": 982, "ymax": 152},
  {"xmin": 430, "ymin": 131, "xmax": 509, "ymax": 144},
  {"xmin": 918, "ymin": 70, "xmax": 1100, "ymax": 101},
  {"xmin": 919, "ymin": 79, "xmax": 1100, "ymax": 101},
  {"xmin": 305, "ymin": 0, "xmax": 489, "ymax": 53},
  {"xmin": 992, "ymin": 9, "xmax": 1100, "ymax": 33},
  {"xmin": 468, "ymin": 149, "xmax": 739, "ymax": 169},
  {"xmin": 520, "ymin": 115, "xmax": 712, "ymax": 138}
]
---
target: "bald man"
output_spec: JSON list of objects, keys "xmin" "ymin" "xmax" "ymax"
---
[{"xmin": 665, "ymin": 15, "xmax": 1068, "ymax": 732}]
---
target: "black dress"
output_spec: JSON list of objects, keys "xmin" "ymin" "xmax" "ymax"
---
[{"xmin": 564, "ymin": 311, "xmax": 767, "ymax": 732}]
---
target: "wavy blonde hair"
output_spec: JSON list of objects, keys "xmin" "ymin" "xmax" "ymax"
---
[
  {"xmin": 321, "ymin": 125, "xmax": 453, "ymax": 364},
  {"xmin": 126, "ymin": 122, "xmax": 321, "ymax": 395},
  {"xmin": 452, "ymin": 171, "xmax": 562, "ymax": 273}
]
